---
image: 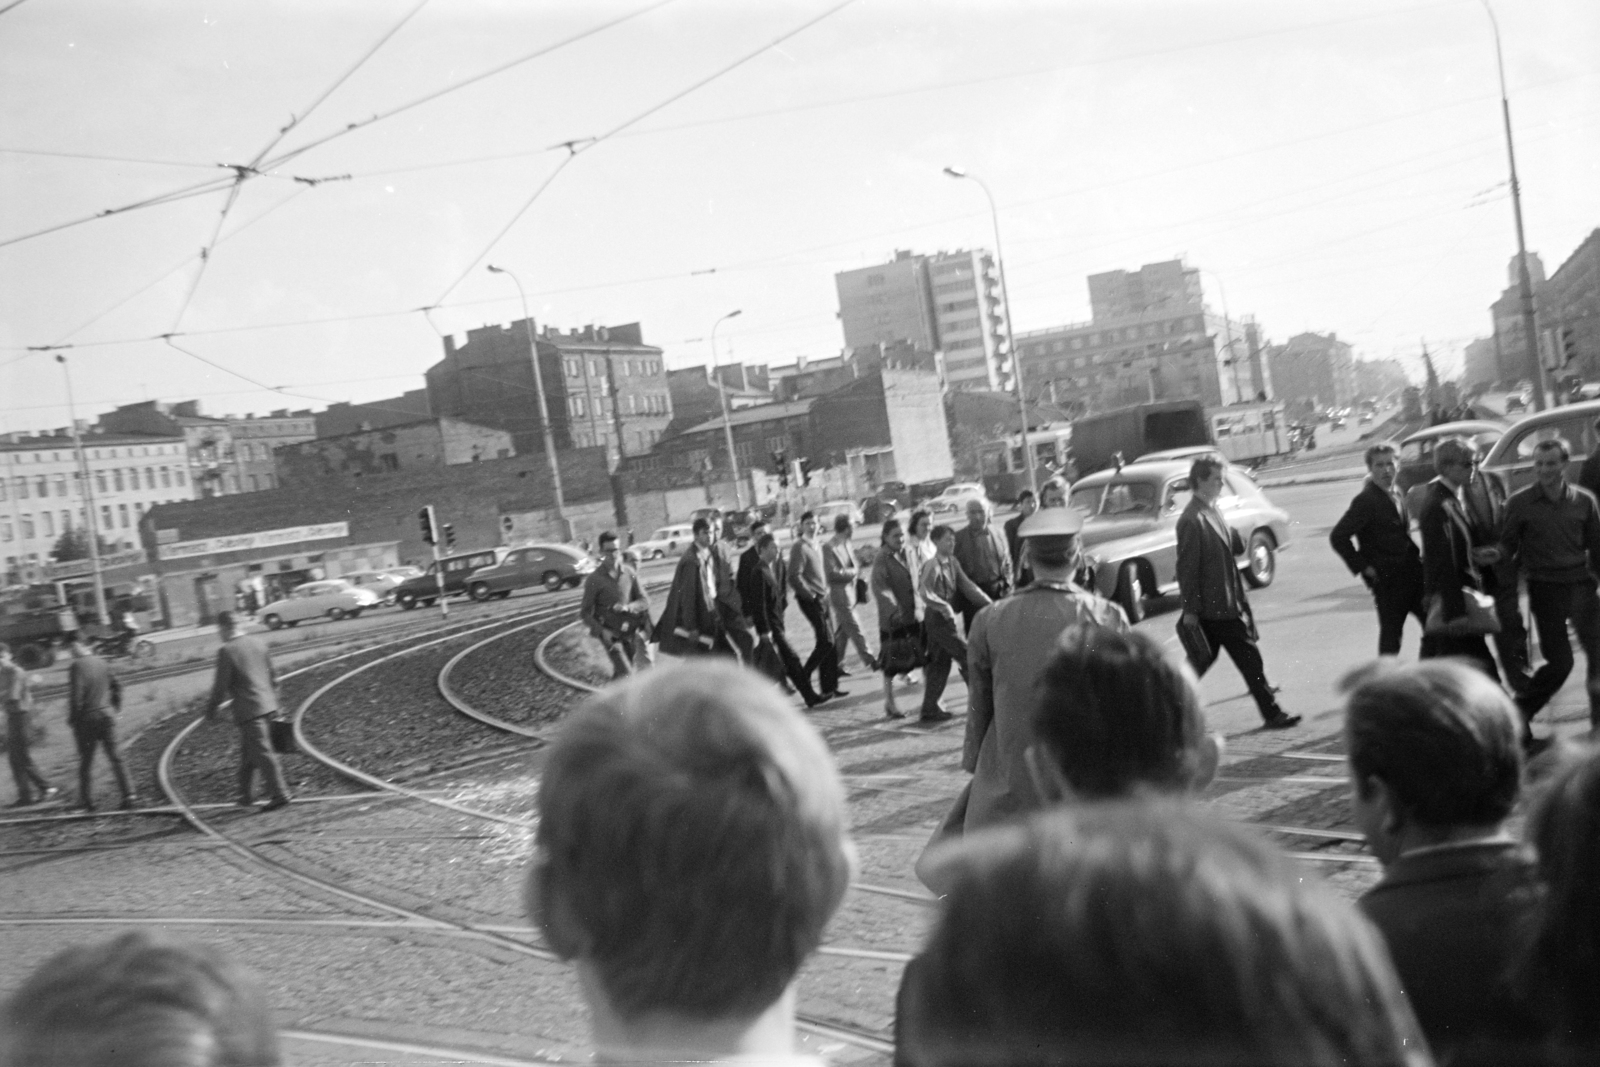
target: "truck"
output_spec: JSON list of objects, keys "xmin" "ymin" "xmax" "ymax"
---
[
  {"xmin": 1070, "ymin": 401, "xmax": 1210, "ymax": 476},
  {"xmin": 1206, "ymin": 400, "xmax": 1294, "ymax": 468},
  {"xmin": 0, "ymin": 586, "xmax": 81, "ymax": 669}
]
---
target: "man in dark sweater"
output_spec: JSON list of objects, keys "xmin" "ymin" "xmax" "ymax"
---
[
  {"xmin": 1345, "ymin": 659, "xmax": 1544, "ymax": 1066},
  {"xmin": 204, "ymin": 611, "xmax": 292, "ymax": 812},
  {"xmin": 1329, "ymin": 443, "xmax": 1429, "ymax": 656},
  {"xmin": 66, "ymin": 633, "xmax": 139, "ymax": 812}
]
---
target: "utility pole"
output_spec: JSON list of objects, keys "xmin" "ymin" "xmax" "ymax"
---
[
  {"xmin": 56, "ymin": 356, "xmax": 108, "ymax": 627},
  {"xmin": 711, "ymin": 310, "xmax": 745, "ymax": 509},
  {"xmin": 486, "ymin": 265, "xmax": 569, "ymax": 540}
]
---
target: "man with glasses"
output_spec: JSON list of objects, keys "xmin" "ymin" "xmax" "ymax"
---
[
  {"xmin": 1461, "ymin": 446, "xmax": 1531, "ymax": 691},
  {"xmin": 1501, "ymin": 437, "xmax": 1600, "ymax": 746},
  {"xmin": 581, "ymin": 530, "xmax": 653, "ymax": 679},
  {"xmin": 1418, "ymin": 437, "xmax": 1499, "ymax": 678}
]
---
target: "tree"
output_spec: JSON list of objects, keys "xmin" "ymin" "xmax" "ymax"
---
[{"xmin": 51, "ymin": 528, "xmax": 114, "ymax": 563}]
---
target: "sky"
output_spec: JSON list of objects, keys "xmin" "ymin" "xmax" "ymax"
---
[{"xmin": 2, "ymin": 0, "xmax": 1596, "ymax": 434}]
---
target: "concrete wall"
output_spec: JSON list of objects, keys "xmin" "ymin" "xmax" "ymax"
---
[
  {"xmin": 278, "ymin": 419, "xmax": 514, "ymax": 481},
  {"xmin": 438, "ymin": 418, "xmax": 516, "ymax": 464},
  {"xmin": 883, "ymin": 366, "xmax": 954, "ymax": 484}
]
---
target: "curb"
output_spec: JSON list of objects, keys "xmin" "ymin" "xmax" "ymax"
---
[{"xmin": 1256, "ymin": 468, "xmax": 1366, "ymax": 489}]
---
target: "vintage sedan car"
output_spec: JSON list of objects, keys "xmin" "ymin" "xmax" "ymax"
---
[
  {"xmin": 812, "ymin": 499, "xmax": 863, "ymax": 531},
  {"xmin": 926, "ymin": 482, "xmax": 991, "ymax": 517},
  {"xmin": 465, "ymin": 542, "xmax": 598, "ymax": 600},
  {"xmin": 258, "ymin": 579, "xmax": 380, "ymax": 629},
  {"xmin": 633, "ymin": 523, "xmax": 696, "ymax": 560},
  {"xmin": 1069, "ymin": 460, "xmax": 1291, "ymax": 623},
  {"xmin": 337, "ymin": 569, "xmax": 410, "ymax": 605},
  {"xmin": 1480, "ymin": 399, "xmax": 1600, "ymax": 498},
  {"xmin": 394, "ymin": 548, "xmax": 506, "ymax": 609},
  {"xmin": 1395, "ymin": 420, "xmax": 1505, "ymax": 494}
]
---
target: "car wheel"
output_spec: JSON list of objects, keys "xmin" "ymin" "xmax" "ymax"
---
[
  {"xmin": 15, "ymin": 643, "xmax": 53, "ymax": 670},
  {"xmin": 1115, "ymin": 562, "xmax": 1145, "ymax": 624},
  {"xmin": 327, "ymin": 607, "xmax": 347, "ymax": 621},
  {"xmin": 132, "ymin": 640, "xmax": 156, "ymax": 660},
  {"xmin": 397, "ymin": 593, "xmax": 418, "ymax": 611},
  {"xmin": 263, "ymin": 614, "xmax": 284, "ymax": 630},
  {"xmin": 543, "ymin": 570, "xmax": 563, "ymax": 592},
  {"xmin": 1244, "ymin": 531, "xmax": 1277, "ymax": 589},
  {"xmin": 651, "ymin": 549, "xmax": 664, "ymax": 560},
  {"xmin": 469, "ymin": 582, "xmax": 493, "ymax": 602}
]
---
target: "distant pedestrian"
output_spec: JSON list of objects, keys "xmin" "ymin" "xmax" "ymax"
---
[
  {"xmin": 739, "ymin": 533, "xmax": 830, "ymax": 708},
  {"xmin": 918, "ymin": 525, "xmax": 989, "ymax": 724},
  {"xmin": 1038, "ymin": 477, "xmax": 1068, "ymax": 509},
  {"xmin": 1501, "ymin": 437, "xmax": 1600, "ymax": 744},
  {"xmin": 1176, "ymin": 455, "xmax": 1300, "ymax": 729},
  {"xmin": 825, "ymin": 514, "xmax": 878, "ymax": 673},
  {"xmin": 953, "ymin": 500, "xmax": 1012, "ymax": 633},
  {"xmin": 656, "ymin": 518, "xmax": 734, "ymax": 659},
  {"xmin": 2, "ymin": 642, "xmax": 57, "ymax": 807},
  {"xmin": 872, "ymin": 518, "xmax": 922, "ymax": 720},
  {"xmin": 1002, "ymin": 489, "xmax": 1037, "ymax": 588},
  {"xmin": 906, "ymin": 508, "xmax": 938, "ymax": 570},
  {"xmin": 789, "ymin": 511, "xmax": 843, "ymax": 700},
  {"xmin": 1578, "ymin": 415, "xmax": 1600, "ymax": 501},
  {"xmin": 65, "ymin": 632, "xmax": 139, "ymax": 812},
  {"xmin": 203, "ymin": 611, "xmax": 291, "ymax": 813},
  {"xmin": 713, "ymin": 515, "xmax": 756, "ymax": 665},
  {"xmin": 580, "ymin": 530, "xmax": 652, "ymax": 679},
  {"xmin": 1419, "ymin": 437, "xmax": 1500, "ymax": 679},
  {"xmin": 1330, "ymin": 443, "xmax": 1430, "ymax": 656}
]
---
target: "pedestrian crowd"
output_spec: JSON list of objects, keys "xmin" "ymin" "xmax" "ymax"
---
[{"xmin": 6, "ymin": 452, "xmax": 1600, "ymax": 1065}]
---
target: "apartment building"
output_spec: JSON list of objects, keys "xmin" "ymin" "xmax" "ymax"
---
[{"xmin": 227, "ymin": 409, "xmax": 317, "ymax": 493}]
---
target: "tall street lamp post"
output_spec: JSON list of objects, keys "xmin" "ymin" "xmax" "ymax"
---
[
  {"xmin": 1481, "ymin": 0, "xmax": 1546, "ymax": 411},
  {"xmin": 1199, "ymin": 268, "xmax": 1247, "ymax": 405},
  {"xmin": 56, "ymin": 354, "xmax": 109, "ymax": 627},
  {"xmin": 944, "ymin": 166, "xmax": 1036, "ymax": 496},
  {"xmin": 711, "ymin": 309, "xmax": 745, "ymax": 509},
  {"xmin": 486, "ymin": 264, "xmax": 568, "ymax": 540}
]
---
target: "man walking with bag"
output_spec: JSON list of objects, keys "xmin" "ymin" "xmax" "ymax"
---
[
  {"xmin": 580, "ymin": 531, "xmax": 652, "ymax": 679},
  {"xmin": 1418, "ymin": 438, "xmax": 1500, "ymax": 679},
  {"xmin": 204, "ymin": 611, "xmax": 292, "ymax": 812}
]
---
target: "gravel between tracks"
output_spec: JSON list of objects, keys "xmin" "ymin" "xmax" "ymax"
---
[{"xmin": 447, "ymin": 623, "xmax": 600, "ymax": 729}]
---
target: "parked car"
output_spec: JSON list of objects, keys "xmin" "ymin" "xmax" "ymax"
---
[
  {"xmin": 1135, "ymin": 445, "xmax": 1228, "ymax": 467},
  {"xmin": 1504, "ymin": 390, "xmax": 1529, "ymax": 414},
  {"xmin": 1480, "ymin": 399, "xmax": 1600, "ymax": 498},
  {"xmin": 338, "ymin": 569, "xmax": 408, "ymax": 604},
  {"xmin": 394, "ymin": 548, "xmax": 506, "ymax": 609},
  {"xmin": 1069, "ymin": 459, "xmax": 1291, "ymax": 623},
  {"xmin": 1395, "ymin": 420, "xmax": 1506, "ymax": 494},
  {"xmin": 926, "ymin": 482, "xmax": 991, "ymax": 517},
  {"xmin": 258, "ymin": 579, "xmax": 381, "ymax": 629},
  {"xmin": 812, "ymin": 499, "xmax": 863, "ymax": 531},
  {"xmin": 633, "ymin": 523, "xmax": 696, "ymax": 560},
  {"xmin": 466, "ymin": 542, "xmax": 598, "ymax": 600}
]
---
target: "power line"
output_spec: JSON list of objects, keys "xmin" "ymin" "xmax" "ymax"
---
[{"xmin": 0, "ymin": 147, "xmax": 221, "ymax": 170}]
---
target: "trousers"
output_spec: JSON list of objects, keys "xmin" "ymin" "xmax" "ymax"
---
[
  {"xmin": 6, "ymin": 712, "xmax": 50, "ymax": 803},
  {"xmin": 796, "ymin": 594, "xmax": 840, "ymax": 696},
  {"xmin": 1196, "ymin": 617, "xmax": 1282, "ymax": 722},
  {"xmin": 921, "ymin": 612, "xmax": 968, "ymax": 718},
  {"xmin": 236, "ymin": 716, "xmax": 292, "ymax": 804},
  {"xmin": 1520, "ymin": 580, "xmax": 1600, "ymax": 726},
  {"xmin": 72, "ymin": 712, "xmax": 135, "ymax": 806},
  {"xmin": 1372, "ymin": 562, "xmax": 1429, "ymax": 657},
  {"xmin": 600, "ymin": 629, "xmax": 648, "ymax": 679},
  {"xmin": 830, "ymin": 595, "xmax": 875, "ymax": 670}
]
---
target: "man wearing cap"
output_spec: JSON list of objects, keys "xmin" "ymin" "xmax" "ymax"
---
[{"xmin": 962, "ymin": 506, "xmax": 1130, "ymax": 831}]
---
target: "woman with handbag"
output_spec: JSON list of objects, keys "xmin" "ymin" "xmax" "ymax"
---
[
  {"xmin": 1418, "ymin": 437, "xmax": 1500, "ymax": 679},
  {"xmin": 871, "ymin": 518, "xmax": 923, "ymax": 720}
]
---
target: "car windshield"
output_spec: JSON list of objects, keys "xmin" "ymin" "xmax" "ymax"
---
[{"xmin": 1070, "ymin": 480, "xmax": 1158, "ymax": 516}]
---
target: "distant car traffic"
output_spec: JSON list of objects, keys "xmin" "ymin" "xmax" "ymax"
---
[
  {"xmin": 465, "ymin": 543, "xmax": 597, "ymax": 600},
  {"xmin": 633, "ymin": 523, "xmax": 695, "ymax": 560},
  {"xmin": 1069, "ymin": 459, "xmax": 1290, "ymax": 623},
  {"xmin": 926, "ymin": 482, "xmax": 990, "ymax": 517},
  {"xmin": 259, "ymin": 579, "xmax": 381, "ymax": 629},
  {"xmin": 394, "ymin": 548, "xmax": 505, "ymax": 609}
]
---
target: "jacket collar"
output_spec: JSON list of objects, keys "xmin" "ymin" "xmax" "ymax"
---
[{"xmin": 1374, "ymin": 839, "xmax": 1535, "ymax": 892}]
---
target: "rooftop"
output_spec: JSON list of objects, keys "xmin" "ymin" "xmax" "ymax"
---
[{"xmin": 676, "ymin": 399, "xmax": 816, "ymax": 436}]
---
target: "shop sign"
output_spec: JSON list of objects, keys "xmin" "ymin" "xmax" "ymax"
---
[
  {"xmin": 157, "ymin": 521, "xmax": 349, "ymax": 561},
  {"xmin": 42, "ymin": 548, "xmax": 149, "ymax": 580}
]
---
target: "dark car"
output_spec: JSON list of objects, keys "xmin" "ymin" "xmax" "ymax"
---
[
  {"xmin": 1070, "ymin": 460, "xmax": 1291, "ymax": 623},
  {"xmin": 394, "ymin": 548, "xmax": 505, "ymax": 609},
  {"xmin": 465, "ymin": 542, "xmax": 597, "ymax": 600},
  {"xmin": 1395, "ymin": 420, "xmax": 1505, "ymax": 493}
]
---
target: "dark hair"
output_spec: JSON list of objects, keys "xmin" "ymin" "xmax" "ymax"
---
[
  {"xmin": 834, "ymin": 513, "xmax": 852, "ymax": 534},
  {"xmin": 691, "ymin": 517, "xmax": 712, "ymax": 535},
  {"xmin": 902, "ymin": 802, "xmax": 1423, "ymax": 1067},
  {"xmin": 930, "ymin": 524, "xmax": 955, "ymax": 544},
  {"xmin": 755, "ymin": 533, "xmax": 776, "ymax": 552},
  {"xmin": 0, "ymin": 931, "xmax": 281, "ymax": 1067},
  {"xmin": 1516, "ymin": 742, "xmax": 1600, "ymax": 1046},
  {"xmin": 1031, "ymin": 626, "xmax": 1208, "ymax": 799},
  {"xmin": 909, "ymin": 509, "xmax": 931, "ymax": 536},
  {"xmin": 597, "ymin": 530, "xmax": 618, "ymax": 548},
  {"xmin": 1433, "ymin": 436, "xmax": 1475, "ymax": 474},
  {"xmin": 1343, "ymin": 660, "xmax": 1522, "ymax": 827},
  {"xmin": 881, "ymin": 518, "xmax": 903, "ymax": 542},
  {"xmin": 1364, "ymin": 443, "xmax": 1398, "ymax": 467},
  {"xmin": 1189, "ymin": 454, "xmax": 1225, "ymax": 486},
  {"xmin": 799, "ymin": 510, "xmax": 815, "ymax": 524},
  {"xmin": 750, "ymin": 519, "xmax": 769, "ymax": 536},
  {"xmin": 1533, "ymin": 437, "xmax": 1572, "ymax": 463},
  {"xmin": 1016, "ymin": 489, "xmax": 1037, "ymax": 503}
]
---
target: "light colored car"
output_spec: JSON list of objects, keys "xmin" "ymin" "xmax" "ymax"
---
[
  {"xmin": 812, "ymin": 499, "xmax": 863, "ymax": 532},
  {"xmin": 259, "ymin": 579, "xmax": 380, "ymax": 630},
  {"xmin": 1070, "ymin": 459, "xmax": 1291, "ymax": 623},
  {"xmin": 633, "ymin": 523, "xmax": 696, "ymax": 560},
  {"xmin": 338, "ymin": 569, "xmax": 407, "ymax": 604},
  {"xmin": 926, "ymin": 482, "xmax": 991, "ymax": 517},
  {"xmin": 1480, "ymin": 399, "xmax": 1600, "ymax": 498}
]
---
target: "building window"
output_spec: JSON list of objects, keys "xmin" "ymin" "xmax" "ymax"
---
[
  {"xmin": 14, "ymin": 476, "xmax": 26, "ymax": 500},
  {"xmin": 175, "ymin": 469, "xmax": 186, "ymax": 486},
  {"xmin": 113, "ymin": 469, "xmax": 124, "ymax": 491},
  {"xmin": 100, "ymin": 506, "xmax": 112, "ymax": 528},
  {"xmin": 35, "ymin": 475, "xmax": 47, "ymax": 497},
  {"xmin": 21, "ymin": 515, "xmax": 34, "ymax": 540},
  {"xmin": 570, "ymin": 396, "xmax": 587, "ymax": 417},
  {"xmin": 95, "ymin": 471, "xmax": 107, "ymax": 493},
  {"xmin": 145, "ymin": 467, "xmax": 154, "ymax": 487},
  {"xmin": 0, "ymin": 518, "xmax": 10, "ymax": 542},
  {"xmin": 41, "ymin": 512, "xmax": 54, "ymax": 538},
  {"xmin": 52, "ymin": 474, "xmax": 66, "ymax": 496},
  {"xmin": 248, "ymin": 474, "xmax": 259, "ymax": 491},
  {"xmin": 126, "ymin": 469, "xmax": 139, "ymax": 490}
]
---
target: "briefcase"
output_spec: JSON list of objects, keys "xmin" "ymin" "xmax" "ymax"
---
[
  {"xmin": 268, "ymin": 717, "xmax": 299, "ymax": 755},
  {"xmin": 1176, "ymin": 614, "xmax": 1217, "ymax": 673},
  {"xmin": 1424, "ymin": 589, "xmax": 1501, "ymax": 637}
]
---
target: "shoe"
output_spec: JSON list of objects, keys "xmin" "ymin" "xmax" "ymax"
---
[
  {"xmin": 260, "ymin": 797, "xmax": 292, "ymax": 813},
  {"xmin": 804, "ymin": 694, "xmax": 832, "ymax": 709},
  {"xmin": 40, "ymin": 787, "xmax": 60, "ymax": 802},
  {"xmin": 826, "ymin": 689, "xmax": 850, "ymax": 700},
  {"xmin": 884, "ymin": 706, "xmax": 907, "ymax": 720},
  {"xmin": 918, "ymin": 708, "xmax": 955, "ymax": 724},
  {"xmin": 838, "ymin": 667, "xmax": 853, "ymax": 678},
  {"xmin": 1262, "ymin": 711, "xmax": 1302, "ymax": 730}
]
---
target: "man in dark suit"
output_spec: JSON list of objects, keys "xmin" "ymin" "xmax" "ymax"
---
[
  {"xmin": 1176, "ymin": 455, "xmax": 1299, "ymax": 729},
  {"xmin": 204, "ymin": 610, "xmax": 292, "ymax": 812},
  {"xmin": 1001, "ymin": 489, "xmax": 1037, "ymax": 588},
  {"xmin": 1418, "ymin": 437, "xmax": 1499, "ymax": 678},
  {"xmin": 656, "ymin": 518, "xmax": 731, "ymax": 659},
  {"xmin": 1345, "ymin": 659, "xmax": 1545, "ymax": 1066},
  {"xmin": 1463, "ymin": 454, "xmax": 1531, "ymax": 690},
  {"xmin": 66, "ymin": 633, "xmax": 140, "ymax": 811},
  {"xmin": 739, "ymin": 533, "xmax": 829, "ymax": 708},
  {"xmin": 1330, "ymin": 443, "xmax": 1429, "ymax": 656}
]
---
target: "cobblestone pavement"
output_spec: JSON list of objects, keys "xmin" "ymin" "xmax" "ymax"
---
[{"xmin": 4, "ymin": 480, "xmax": 1593, "ymax": 1064}]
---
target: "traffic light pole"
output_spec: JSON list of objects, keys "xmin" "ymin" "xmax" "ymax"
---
[
  {"xmin": 432, "ymin": 541, "xmax": 448, "ymax": 618},
  {"xmin": 420, "ymin": 505, "xmax": 448, "ymax": 618}
]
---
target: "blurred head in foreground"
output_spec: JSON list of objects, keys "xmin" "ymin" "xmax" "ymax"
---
[
  {"xmin": 901, "ymin": 802, "xmax": 1428, "ymax": 1067},
  {"xmin": 526, "ymin": 662, "xmax": 854, "ymax": 1059},
  {"xmin": 0, "ymin": 931, "xmax": 280, "ymax": 1067}
]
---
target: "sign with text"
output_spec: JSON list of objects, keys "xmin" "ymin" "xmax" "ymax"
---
[
  {"xmin": 42, "ymin": 548, "xmax": 148, "ymax": 580},
  {"xmin": 157, "ymin": 522, "xmax": 349, "ymax": 561}
]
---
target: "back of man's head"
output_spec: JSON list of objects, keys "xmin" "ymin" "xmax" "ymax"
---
[
  {"xmin": 1343, "ymin": 659, "xmax": 1522, "ymax": 829},
  {"xmin": 901, "ymin": 802, "xmax": 1423, "ymax": 1067},
  {"xmin": 0, "ymin": 931, "xmax": 280, "ymax": 1067},
  {"xmin": 1030, "ymin": 626, "xmax": 1213, "ymax": 800},
  {"xmin": 529, "ymin": 662, "xmax": 853, "ymax": 1025}
]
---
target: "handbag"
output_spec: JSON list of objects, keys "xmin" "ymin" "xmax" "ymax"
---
[
  {"xmin": 880, "ymin": 624, "xmax": 925, "ymax": 676},
  {"xmin": 1424, "ymin": 589, "xmax": 1501, "ymax": 637},
  {"xmin": 1176, "ymin": 614, "xmax": 1217, "ymax": 673},
  {"xmin": 855, "ymin": 577, "xmax": 869, "ymax": 605},
  {"xmin": 267, "ymin": 717, "xmax": 299, "ymax": 755}
]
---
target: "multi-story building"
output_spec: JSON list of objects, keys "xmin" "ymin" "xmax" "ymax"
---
[
  {"xmin": 835, "ymin": 248, "xmax": 1009, "ymax": 392},
  {"xmin": 1463, "ymin": 338, "xmax": 1499, "ymax": 390},
  {"xmin": 276, "ymin": 418, "xmax": 514, "ymax": 482},
  {"xmin": 1490, "ymin": 252, "xmax": 1547, "ymax": 386},
  {"xmin": 314, "ymin": 388, "xmax": 432, "ymax": 439},
  {"xmin": 426, "ymin": 321, "xmax": 672, "ymax": 466},
  {"xmin": 226, "ymin": 409, "xmax": 316, "ymax": 493},
  {"xmin": 97, "ymin": 400, "xmax": 242, "ymax": 497},
  {"xmin": 665, "ymin": 363, "xmax": 772, "ymax": 437},
  {"xmin": 1542, "ymin": 229, "xmax": 1600, "ymax": 383},
  {"xmin": 2, "ymin": 428, "xmax": 191, "ymax": 584},
  {"xmin": 1266, "ymin": 332, "xmax": 1356, "ymax": 409}
]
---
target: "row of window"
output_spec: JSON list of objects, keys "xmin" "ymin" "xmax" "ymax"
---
[
  {"xmin": 0, "ymin": 498, "xmax": 182, "ymax": 544},
  {"xmin": 1022, "ymin": 318, "xmax": 1207, "ymax": 356},
  {"xmin": 566, "ymin": 393, "xmax": 668, "ymax": 418},
  {"xmin": 1027, "ymin": 343, "xmax": 1209, "ymax": 376},
  {"xmin": 2, "ymin": 443, "xmax": 182, "ymax": 464},
  {"xmin": 570, "ymin": 429, "xmax": 664, "ymax": 451},
  {"xmin": 562, "ymin": 356, "xmax": 663, "ymax": 380},
  {"xmin": 1, "ymin": 466, "xmax": 188, "ymax": 502}
]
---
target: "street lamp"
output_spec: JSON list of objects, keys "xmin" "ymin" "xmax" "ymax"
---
[
  {"xmin": 711, "ymin": 309, "xmax": 745, "ymax": 509},
  {"xmin": 56, "ymin": 354, "xmax": 108, "ymax": 627},
  {"xmin": 486, "ymin": 264, "xmax": 568, "ymax": 539},
  {"xmin": 1198, "ymin": 268, "xmax": 1248, "ymax": 405},
  {"xmin": 1481, "ymin": 0, "xmax": 1546, "ymax": 411},
  {"xmin": 944, "ymin": 166, "xmax": 1036, "ymax": 495}
]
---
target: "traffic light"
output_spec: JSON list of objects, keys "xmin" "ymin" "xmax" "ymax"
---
[
  {"xmin": 1562, "ymin": 326, "xmax": 1579, "ymax": 366},
  {"xmin": 418, "ymin": 505, "xmax": 438, "ymax": 545},
  {"xmin": 442, "ymin": 523, "xmax": 457, "ymax": 551},
  {"xmin": 799, "ymin": 458, "xmax": 814, "ymax": 487},
  {"xmin": 772, "ymin": 450, "xmax": 788, "ymax": 487}
]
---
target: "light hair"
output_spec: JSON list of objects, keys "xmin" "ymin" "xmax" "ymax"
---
[
  {"xmin": 1364, "ymin": 443, "xmax": 1399, "ymax": 468},
  {"xmin": 0, "ymin": 931, "xmax": 280, "ymax": 1067},
  {"xmin": 902, "ymin": 802, "xmax": 1424, "ymax": 1067},
  {"xmin": 530, "ymin": 663, "xmax": 851, "ymax": 1022}
]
